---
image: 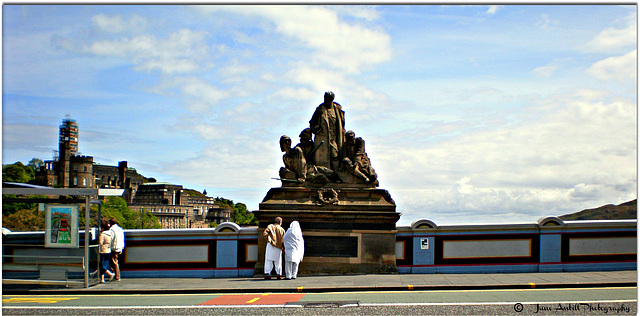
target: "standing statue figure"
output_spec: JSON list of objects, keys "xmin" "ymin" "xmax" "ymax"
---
[
  {"xmin": 279, "ymin": 135, "xmax": 306, "ymax": 184},
  {"xmin": 341, "ymin": 130, "xmax": 378, "ymax": 186},
  {"xmin": 309, "ymin": 91, "xmax": 345, "ymax": 172}
]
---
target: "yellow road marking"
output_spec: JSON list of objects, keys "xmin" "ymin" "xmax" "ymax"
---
[
  {"xmin": 245, "ymin": 293, "xmax": 269, "ymax": 304},
  {"xmin": 3, "ymin": 297, "xmax": 79, "ymax": 304}
]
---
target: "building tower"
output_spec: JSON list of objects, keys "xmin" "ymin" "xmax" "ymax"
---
[{"xmin": 58, "ymin": 116, "xmax": 79, "ymax": 187}]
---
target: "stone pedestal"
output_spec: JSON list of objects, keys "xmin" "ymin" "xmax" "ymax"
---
[{"xmin": 253, "ymin": 185, "xmax": 401, "ymax": 275}]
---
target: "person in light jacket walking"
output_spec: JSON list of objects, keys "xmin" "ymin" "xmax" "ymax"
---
[
  {"xmin": 109, "ymin": 218, "xmax": 125, "ymax": 281},
  {"xmin": 99, "ymin": 222, "xmax": 115, "ymax": 283}
]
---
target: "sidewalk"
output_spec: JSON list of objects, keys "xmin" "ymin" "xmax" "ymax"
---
[{"xmin": 4, "ymin": 270, "xmax": 636, "ymax": 295}]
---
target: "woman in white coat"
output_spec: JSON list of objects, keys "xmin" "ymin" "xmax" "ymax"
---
[{"xmin": 283, "ymin": 221, "xmax": 304, "ymax": 280}]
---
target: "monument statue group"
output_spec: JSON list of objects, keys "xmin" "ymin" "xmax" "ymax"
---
[
  {"xmin": 255, "ymin": 91, "xmax": 401, "ymax": 275},
  {"xmin": 279, "ymin": 91, "xmax": 378, "ymax": 189}
]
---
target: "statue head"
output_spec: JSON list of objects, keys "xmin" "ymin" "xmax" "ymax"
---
[
  {"xmin": 299, "ymin": 128, "xmax": 312, "ymax": 142},
  {"xmin": 345, "ymin": 130, "xmax": 356, "ymax": 143},
  {"xmin": 323, "ymin": 91, "xmax": 335, "ymax": 105},
  {"xmin": 279, "ymin": 135, "xmax": 292, "ymax": 152}
]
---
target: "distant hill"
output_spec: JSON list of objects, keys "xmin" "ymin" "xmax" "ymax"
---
[
  {"xmin": 184, "ymin": 188, "xmax": 206, "ymax": 197},
  {"xmin": 559, "ymin": 200, "xmax": 637, "ymax": 220}
]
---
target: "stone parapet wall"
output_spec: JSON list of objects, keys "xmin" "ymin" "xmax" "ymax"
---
[
  {"xmin": 396, "ymin": 217, "xmax": 636, "ymax": 274},
  {"xmin": 2, "ymin": 218, "xmax": 635, "ymax": 280}
]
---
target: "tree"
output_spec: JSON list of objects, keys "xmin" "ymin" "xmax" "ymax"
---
[
  {"xmin": 215, "ymin": 198, "xmax": 257, "ymax": 226},
  {"xmin": 2, "ymin": 208, "xmax": 44, "ymax": 231},
  {"xmin": 97, "ymin": 196, "xmax": 128, "ymax": 227},
  {"xmin": 2, "ymin": 162, "xmax": 35, "ymax": 183},
  {"xmin": 97, "ymin": 196, "xmax": 160, "ymax": 229},
  {"xmin": 2, "ymin": 195, "xmax": 38, "ymax": 215},
  {"xmin": 27, "ymin": 158, "xmax": 44, "ymax": 172},
  {"xmin": 135, "ymin": 208, "xmax": 162, "ymax": 229},
  {"xmin": 231, "ymin": 203, "xmax": 257, "ymax": 225}
]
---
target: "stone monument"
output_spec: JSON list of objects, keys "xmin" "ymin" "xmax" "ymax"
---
[{"xmin": 254, "ymin": 91, "xmax": 401, "ymax": 275}]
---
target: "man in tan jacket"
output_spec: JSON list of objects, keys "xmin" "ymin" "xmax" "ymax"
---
[{"xmin": 263, "ymin": 217, "xmax": 285, "ymax": 279}]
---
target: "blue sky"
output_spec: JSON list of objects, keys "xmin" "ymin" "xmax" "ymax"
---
[{"xmin": 2, "ymin": 4, "xmax": 636, "ymax": 226}]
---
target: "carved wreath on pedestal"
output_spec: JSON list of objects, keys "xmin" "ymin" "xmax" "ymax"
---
[{"xmin": 317, "ymin": 188, "xmax": 339, "ymax": 205}]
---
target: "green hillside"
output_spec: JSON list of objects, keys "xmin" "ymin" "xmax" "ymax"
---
[{"xmin": 559, "ymin": 200, "xmax": 637, "ymax": 220}]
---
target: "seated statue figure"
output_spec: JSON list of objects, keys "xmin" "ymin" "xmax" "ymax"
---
[
  {"xmin": 295, "ymin": 127, "xmax": 340, "ymax": 185},
  {"xmin": 296, "ymin": 128, "xmax": 316, "ymax": 165},
  {"xmin": 340, "ymin": 130, "xmax": 378, "ymax": 186},
  {"xmin": 279, "ymin": 135, "xmax": 306, "ymax": 185}
]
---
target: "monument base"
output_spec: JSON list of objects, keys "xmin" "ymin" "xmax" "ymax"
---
[{"xmin": 254, "ymin": 187, "xmax": 401, "ymax": 275}]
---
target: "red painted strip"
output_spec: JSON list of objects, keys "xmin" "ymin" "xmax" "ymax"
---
[
  {"xmin": 563, "ymin": 259, "xmax": 637, "ymax": 264},
  {"xmin": 400, "ymin": 260, "xmax": 635, "ymax": 268},
  {"xmin": 121, "ymin": 267, "xmax": 254, "ymax": 271},
  {"xmin": 437, "ymin": 233, "xmax": 538, "ymax": 237},
  {"xmin": 560, "ymin": 231, "xmax": 636, "ymax": 235},
  {"xmin": 200, "ymin": 294, "xmax": 305, "ymax": 305},
  {"xmin": 412, "ymin": 263, "xmax": 538, "ymax": 267}
]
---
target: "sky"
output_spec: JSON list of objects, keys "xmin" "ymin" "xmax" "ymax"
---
[{"xmin": 2, "ymin": 4, "xmax": 637, "ymax": 226}]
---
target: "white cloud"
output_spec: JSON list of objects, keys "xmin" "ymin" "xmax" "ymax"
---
[
  {"xmin": 587, "ymin": 50, "xmax": 637, "ymax": 82},
  {"xmin": 135, "ymin": 59, "xmax": 200, "ymax": 73},
  {"xmin": 337, "ymin": 5, "xmax": 381, "ymax": 21},
  {"xmin": 193, "ymin": 124, "xmax": 228, "ymax": 141},
  {"xmin": 92, "ymin": 14, "xmax": 147, "ymax": 33},
  {"xmin": 271, "ymin": 87, "xmax": 316, "ymax": 102},
  {"xmin": 160, "ymin": 135, "xmax": 278, "ymax": 195},
  {"xmin": 84, "ymin": 29, "xmax": 210, "ymax": 74},
  {"xmin": 485, "ymin": 5, "xmax": 504, "ymax": 16},
  {"xmin": 4, "ymin": 5, "xmax": 637, "ymax": 227},
  {"xmin": 535, "ymin": 13, "xmax": 558, "ymax": 30},
  {"xmin": 283, "ymin": 65, "xmax": 347, "ymax": 89},
  {"xmin": 219, "ymin": 59, "xmax": 258, "ymax": 77},
  {"xmin": 532, "ymin": 58, "xmax": 571, "ymax": 78},
  {"xmin": 378, "ymin": 88, "xmax": 636, "ymax": 225},
  {"xmin": 532, "ymin": 65, "xmax": 556, "ymax": 78},
  {"xmin": 198, "ymin": 5, "xmax": 391, "ymax": 74},
  {"xmin": 2, "ymin": 123, "xmax": 58, "ymax": 159},
  {"xmin": 585, "ymin": 16, "xmax": 636, "ymax": 53},
  {"xmin": 180, "ymin": 77, "xmax": 226, "ymax": 102}
]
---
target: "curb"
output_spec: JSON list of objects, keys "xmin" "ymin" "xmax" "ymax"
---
[{"xmin": 4, "ymin": 282, "xmax": 636, "ymax": 295}]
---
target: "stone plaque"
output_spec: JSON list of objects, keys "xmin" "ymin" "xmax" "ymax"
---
[{"xmin": 305, "ymin": 236, "xmax": 358, "ymax": 257}]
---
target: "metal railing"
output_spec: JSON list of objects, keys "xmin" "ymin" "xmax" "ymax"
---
[{"xmin": 2, "ymin": 254, "xmax": 87, "ymax": 286}]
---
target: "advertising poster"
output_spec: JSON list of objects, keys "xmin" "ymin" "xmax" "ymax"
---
[{"xmin": 45, "ymin": 204, "xmax": 79, "ymax": 248}]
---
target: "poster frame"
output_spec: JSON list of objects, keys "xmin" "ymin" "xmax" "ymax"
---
[{"xmin": 44, "ymin": 204, "xmax": 79, "ymax": 248}]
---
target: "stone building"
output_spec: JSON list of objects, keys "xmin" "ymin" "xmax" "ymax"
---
[
  {"xmin": 129, "ymin": 183, "xmax": 231, "ymax": 229},
  {"xmin": 57, "ymin": 116, "xmax": 78, "ymax": 187},
  {"xmin": 34, "ymin": 116, "xmax": 231, "ymax": 229},
  {"xmin": 93, "ymin": 161, "xmax": 145, "ymax": 203},
  {"xmin": 188, "ymin": 195, "xmax": 232, "ymax": 228},
  {"xmin": 35, "ymin": 117, "xmax": 81, "ymax": 188},
  {"xmin": 35, "ymin": 117, "xmax": 151, "ymax": 204}
]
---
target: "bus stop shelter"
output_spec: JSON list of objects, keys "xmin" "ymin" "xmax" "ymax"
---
[{"xmin": 3, "ymin": 184, "xmax": 124, "ymax": 288}]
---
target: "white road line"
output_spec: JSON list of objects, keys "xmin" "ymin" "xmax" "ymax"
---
[{"xmin": 2, "ymin": 300, "xmax": 636, "ymax": 309}]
